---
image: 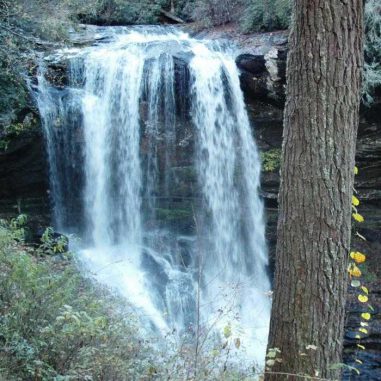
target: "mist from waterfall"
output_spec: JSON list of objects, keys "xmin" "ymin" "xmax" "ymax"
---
[{"xmin": 37, "ymin": 26, "xmax": 271, "ymax": 366}]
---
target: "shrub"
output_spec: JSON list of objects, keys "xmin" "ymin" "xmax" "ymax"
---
[
  {"xmin": 261, "ymin": 148, "xmax": 281, "ymax": 172},
  {"xmin": 0, "ymin": 221, "xmax": 149, "ymax": 380},
  {"xmin": 240, "ymin": 0, "xmax": 291, "ymax": 33},
  {"xmin": 74, "ymin": 0, "xmax": 167, "ymax": 25},
  {"xmin": 191, "ymin": 0, "xmax": 243, "ymax": 27},
  {"xmin": 189, "ymin": 0, "xmax": 290, "ymax": 31}
]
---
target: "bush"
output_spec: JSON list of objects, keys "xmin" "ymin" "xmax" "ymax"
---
[
  {"xmin": 75, "ymin": 0, "xmax": 167, "ymax": 25},
  {"xmin": 0, "ymin": 221, "xmax": 149, "ymax": 380},
  {"xmin": 261, "ymin": 148, "xmax": 281, "ymax": 172},
  {"xmin": 189, "ymin": 0, "xmax": 290, "ymax": 31},
  {"xmin": 240, "ymin": 0, "xmax": 291, "ymax": 33},
  {"xmin": 191, "ymin": 0, "xmax": 243, "ymax": 27}
]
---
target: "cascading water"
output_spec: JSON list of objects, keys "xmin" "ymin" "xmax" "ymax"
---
[{"xmin": 36, "ymin": 26, "xmax": 271, "ymax": 366}]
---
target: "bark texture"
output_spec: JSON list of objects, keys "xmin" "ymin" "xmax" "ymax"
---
[{"xmin": 266, "ymin": 1, "xmax": 363, "ymax": 380}]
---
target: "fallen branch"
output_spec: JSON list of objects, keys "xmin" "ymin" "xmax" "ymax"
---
[{"xmin": 160, "ymin": 9, "xmax": 185, "ymax": 24}]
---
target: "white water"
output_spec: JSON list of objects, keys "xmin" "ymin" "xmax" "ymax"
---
[{"xmin": 37, "ymin": 26, "xmax": 271, "ymax": 366}]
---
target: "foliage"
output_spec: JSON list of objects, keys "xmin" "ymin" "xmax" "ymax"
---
[
  {"xmin": 191, "ymin": 0, "xmax": 243, "ymax": 27},
  {"xmin": 71, "ymin": 0, "xmax": 168, "ymax": 26},
  {"xmin": 0, "ymin": 0, "xmax": 167, "ymax": 41},
  {"xmin": 0, "ymin": 221, "xmax": 149, "ymax": 381},
  {"xmin": 0, "ymin": 118, "xmax": 38, "ymax": 151},
  {"xmin": 190, "ymin": 0, "xmax": 290, "ymax": 30},
  {"xmin": 0, "ymin": 51, "xmax": 30, "ymax": 143},
  {"xmin": 363, "ymin": 0, "xmax": 381, "ymax": 105},
  {"xmin": 348, "ymin": 167, "xmax": 375, "ymax": 376},
  {"xmin": 1, "ymin": 0, "xmax": 73, "ymax": 42},
  {"xmin": 37, "ymin": 227, "xmax": 69, "ymax": 256},
  {"xmin": 261, "ymin": 148, "xmax": 281, "ymax": 172},
  {"xmin": 240, "ymin": 0, "xmax": 291, "ymax": 33}
]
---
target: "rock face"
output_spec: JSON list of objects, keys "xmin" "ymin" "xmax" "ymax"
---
[
  {"xmin": 0, "ymin": 121, "xmax": 50, "ymax": 230},
  {"xmin": 236, "ymin": 50, "xmax": 286, "ymax": 105}
]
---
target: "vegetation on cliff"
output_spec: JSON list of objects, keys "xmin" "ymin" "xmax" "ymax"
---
[{"xmin": 0, "ymin": 217, "xmax": 150, "ymax": 380}]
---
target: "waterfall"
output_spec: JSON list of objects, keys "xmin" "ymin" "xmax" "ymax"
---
[{"xmin": 36, "ymin": 26, "xmax": 271, "ymax": 365}]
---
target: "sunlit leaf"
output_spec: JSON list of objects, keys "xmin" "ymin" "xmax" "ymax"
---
[
  {"xmin": 358, "ymin": 295, "xmax": 368, "ymax": 303},
  {"xmin": 350, "ymin": 252, "xmax": 366, "ymax": 264},
  {"xmin": 359, "ymin": 328, "xmax": 368, "ymax": 334},
  {"xmin": 361, "ymin": 286, "xmax": 369, "ymax": 294},
  {"xmin": 354, "ymin": 166, "xmax": 359, "ymax": 175},
  {"xmin": 223, "ymin": 325, "xmax": 232, "ymax": 339},
  {"xmin": 352, "ymin": 195, "xmax": 360, "ymax": 206},
  {"xmin": 267, "ymin": 350, "xmax": 277, "ymax": 359},
  {"xmin": 352, "ymin": 213, "xmax": 365, "ymax": 223},
  {"xmin": 361, "ymin": 312, "xmax": 371, "ymax": 320},
  {"xmin": 349, "ymin": 264, "xmax": 362, "ymax": 277}
]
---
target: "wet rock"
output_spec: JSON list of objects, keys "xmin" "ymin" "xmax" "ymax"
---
[{"xmin": 236, "ymin": 54, "xmax": 266, "ymax": 75}]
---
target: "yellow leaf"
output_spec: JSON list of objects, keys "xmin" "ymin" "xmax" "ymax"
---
[
  {"xmin": 223, "ymin": 325, "xmax": 232, "ymax": 339},
  {"xmin": 349, "ymin": 264, "xmax": 362, "ymax": 277},
  {"xmin": 360, "ymin": 322, "xmax": 369, "ymax": 327},
  {"xmin": 352, "ymin": 195, "xmax": 360, "ymax": 206},
  {"xmin": 355, "ymin": 359, "xmax": 363, "ymax": 364},
  {"xmin": 358, "ymin": 295, "xmax": 368, "ymax": 303},
  {"xmin": 359, "ymin": 328, "xmax": 368, "ymax": 334},
  {"xmin": 350, "ymin": 252, "xmax": 366, "ymax": 264},
  {"xmin": 361, "ymin": 286, "xmax": 369, "ymax": 294},
  {"xmin": 361, "ymin": 312, "xmax": 371, "ymax": 320},
  {"xmin": 352, "ymin": 213, "xmax": 364, "ymax": 223},
  {"xmin": 354, "ymin": 166, "xmax": 359, "ymax": 175},
  {"xmin": 355, "ymin": 334, "xmax": 361, "ymax": 339},
  {"xmin": 357, "ymin": 344, "xmax": 365, "ymax": 350}
]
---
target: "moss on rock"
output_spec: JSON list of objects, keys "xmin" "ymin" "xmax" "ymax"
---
[{"xmin": 260, "ymin": 148, "xmax": 281, "ymax": 172}]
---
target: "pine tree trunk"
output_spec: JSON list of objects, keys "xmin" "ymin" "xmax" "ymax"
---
[{"xmin": 266, "ymin": 1, "xmax": 364, "ymax": 380}]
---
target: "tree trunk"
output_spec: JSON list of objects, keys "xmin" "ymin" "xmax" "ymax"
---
[{"xmin": 266, "ymin": 1, "xmax": 363, "ymax": 380}]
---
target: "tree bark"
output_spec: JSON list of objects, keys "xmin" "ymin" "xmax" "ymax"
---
[{"xmin": 266, "ymin": 1, "xmax": 363, "ymax": 380}]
